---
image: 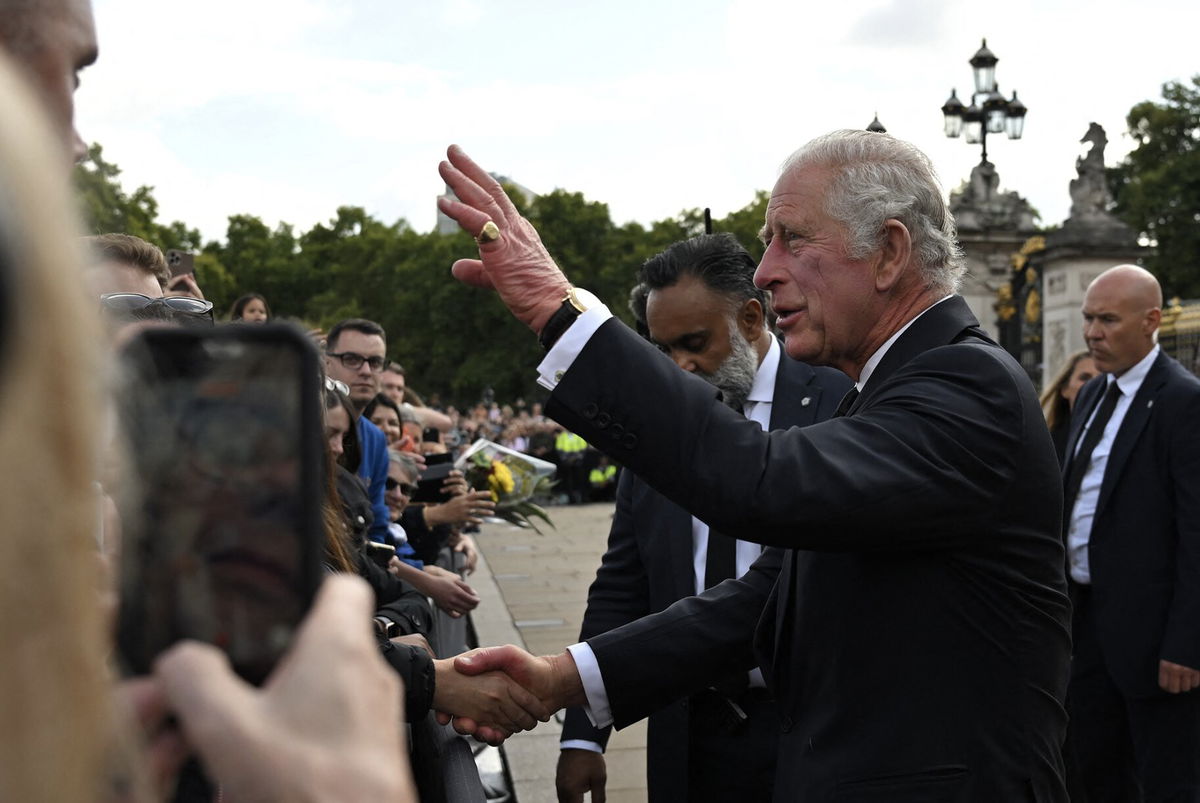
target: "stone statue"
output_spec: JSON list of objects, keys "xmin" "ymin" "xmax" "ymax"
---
[
  {"xmin": 1069, "ymin": 123, "xmax": 1114, "ymax": 221},
  {"xmin": 1053, "ymin": 123, "xmax": 1136, "ymax": 247},
  {"xmin": 950, "ymin": 159, "xmax": 1037, "ymax": 233}
]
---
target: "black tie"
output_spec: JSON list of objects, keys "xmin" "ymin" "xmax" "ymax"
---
[
  {"xmin": 1063, "ymin": 381, "xmax": 1122, "ymax": 517},
  {"xmin": 834, "ymin": 387, "xmax": 860, "ymax": 418},
  {"xmin": 705, "ymin": 529, "xmax": 737, "ymax": 590}
]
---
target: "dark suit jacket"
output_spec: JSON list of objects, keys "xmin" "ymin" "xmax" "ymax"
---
[
  {"xmin": 561, "ymin": 354, "xmax": 850, "ymax": 800},
  {"xmin": 1064, "ymin": 351, "xmax": 1200, "ymax": 698},
  {"xmin": 546, "ymin": 296, "xmax": 1071, "ymax": 802}
]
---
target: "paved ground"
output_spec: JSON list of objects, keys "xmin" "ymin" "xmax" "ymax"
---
[{"xmin": 470, "ymin": 502, "xmax": 649, "ymax": 803}]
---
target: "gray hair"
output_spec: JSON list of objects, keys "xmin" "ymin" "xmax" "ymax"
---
[
  {"xmin": 386, "ymin": 450, "xmax": 418, "ymax": 477},
  {"xmin": 782, "ymin": 130, "xmax": 965, "ymax": 295}
]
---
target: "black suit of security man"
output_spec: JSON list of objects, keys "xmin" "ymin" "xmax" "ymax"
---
[
  {"xmin": 1064, "ymin": 351, "xmax": 1200, "ymax": 801},
  {"xmin": 561, "ymin": 351, "xmax": 848, "ymax": 801}
]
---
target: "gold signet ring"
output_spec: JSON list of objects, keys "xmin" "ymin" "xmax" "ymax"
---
[{"xmin": 477, "ymin": 221, "xmax": 500, "ymax": 243}]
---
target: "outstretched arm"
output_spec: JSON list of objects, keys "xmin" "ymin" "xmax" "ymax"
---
[{"xmin": 433, "ymin": 645, "xmax": 586, "ymax": 743}]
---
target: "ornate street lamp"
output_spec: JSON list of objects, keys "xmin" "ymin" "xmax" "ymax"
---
[{"xmin": 939, "ymin": 38, "xmax": 1028, "ymax": 163}]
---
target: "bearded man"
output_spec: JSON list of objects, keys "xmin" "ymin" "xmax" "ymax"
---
[{"xmin": 556, "ymin": 233, "xmax": 850, "ymax": 803}]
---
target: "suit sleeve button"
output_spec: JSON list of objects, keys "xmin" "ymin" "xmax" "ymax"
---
[
  {"xmin": 623, "ymin": 433, "xmax": 638, "ymax": 450},
  {"xmin": 582, "ymin": 403, "xmax": 599, "ymax": 419},
  {"xmin": 596, "ymin": 412, "xmax": 611, "ymax": 428}
]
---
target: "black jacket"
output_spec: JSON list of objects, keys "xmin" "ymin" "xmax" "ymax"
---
[{"xmin": 548, "ymin": 298, "xmax": 1071, "ymax": 802}]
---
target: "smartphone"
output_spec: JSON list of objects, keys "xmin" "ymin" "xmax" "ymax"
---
[
  {"xmin": 114, "ymin": 324, "xmax": 324, "ymax": 685},
  {"xmin": 165, "ymin": 249, "xmax": 195, "ymax": 279},
  {"xmin": 364, "ymin": 540, "xmax": 396, "ymax": 568},
  {"xmin": 412, "ymin": 451, "xmax": 454, "ymax": 504}
]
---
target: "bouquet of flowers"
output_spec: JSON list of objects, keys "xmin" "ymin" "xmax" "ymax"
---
[{"xmin": 456, "ymin": 439, "xmax": 556, "ymax": 533}]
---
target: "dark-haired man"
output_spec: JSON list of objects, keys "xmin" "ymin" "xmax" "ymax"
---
[
  {"xmin": 558, "ymin": 234, "xmax": 849, "ymax": 803},
  {"xmin": 325, "ymin": 318, "xmax": 393, "ymax": 545}
]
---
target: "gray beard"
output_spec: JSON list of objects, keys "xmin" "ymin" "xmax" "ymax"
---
[{"xmin": 696, "ymin": 327, "xmax": 759, "ymax": 411}]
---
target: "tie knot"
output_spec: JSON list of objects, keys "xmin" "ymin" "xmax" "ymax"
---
[{"xmin": 835, "ymin": 388, "xmax": 860, "ymax": 418}]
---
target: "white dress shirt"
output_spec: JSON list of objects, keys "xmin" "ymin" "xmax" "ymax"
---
[{"xmin": 1067, "ymin": 345, "xmax": 1159, "ymax": 584}]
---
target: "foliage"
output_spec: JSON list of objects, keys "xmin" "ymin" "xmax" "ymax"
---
[
  {"xmin": 1108, "ymin": 76, "xmax": 1200, "ymax": 298},
  {"xmin": 74, "ymin": 144, "xmax": 202, "ymax": 251},
  {"xmin": 71, "ymin": 144, "xmax": 773, "ymax": 405}
]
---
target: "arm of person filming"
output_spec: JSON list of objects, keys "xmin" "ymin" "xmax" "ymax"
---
[{"xmin": 154, "ymin": 575, "xmax": 416, "ymax": 802}]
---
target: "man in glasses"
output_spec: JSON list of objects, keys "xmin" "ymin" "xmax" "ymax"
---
[{"xmin": 324, "ymin": 318, "xmax": 394, "ymax": 546}]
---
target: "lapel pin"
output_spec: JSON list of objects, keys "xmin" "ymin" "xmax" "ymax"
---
[
  {"xmin": 801, "ymin": 397, "xmax": 811, "ymax": 407},
  {"xmin": 1147, "ymin": 400, "xmax": 1154, "ymax": 409}
]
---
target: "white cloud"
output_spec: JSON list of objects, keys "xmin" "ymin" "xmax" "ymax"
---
[{"xmin": 81, "ymin": 0, "xmax": 1200, "ymax": 242}]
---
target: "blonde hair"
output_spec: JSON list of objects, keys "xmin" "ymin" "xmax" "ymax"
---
[{"xmin": 0, "ymin": 53, "xmax": 113, "ymax": 801}]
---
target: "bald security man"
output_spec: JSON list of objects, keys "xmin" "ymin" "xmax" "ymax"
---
[{"xmin": 1063, "ymin": 264, "xmax": 1200, "ymax": 802}]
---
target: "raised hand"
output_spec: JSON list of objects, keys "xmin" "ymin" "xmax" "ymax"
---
[
  {"xmin": 432, "ymin": 655, "xmax": 554, "ymax": 744},
  {"xmin": 437, "ymin": 145, "xmax": 570, "ymax": 333}
]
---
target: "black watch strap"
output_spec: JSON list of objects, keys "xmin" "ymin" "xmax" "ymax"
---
[{"xmin": 539, "ymin": 289, "xmax": 588, "ymax": 351}]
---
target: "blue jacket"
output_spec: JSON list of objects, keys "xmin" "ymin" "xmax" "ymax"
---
[{"xmin": 357, "ymin": 416, "xmax": 391, "ymax": 545}]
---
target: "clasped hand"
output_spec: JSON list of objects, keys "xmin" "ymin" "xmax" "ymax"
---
[{"xmin": 432, "ymin": 645, "xmax": 585, "ymax": 744}]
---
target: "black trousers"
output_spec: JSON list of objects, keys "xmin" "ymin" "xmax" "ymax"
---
[{"xmin": 1066, "ymin": 583, "xmax": 1200, "ymax": 803}]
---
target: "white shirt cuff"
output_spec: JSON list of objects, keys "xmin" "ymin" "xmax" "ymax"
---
[
  {"xmin": 560, "ymin": 740, "xmax": 604, "ymax": 754},
  {"xmin": 536, "ymin": 303, "xmax": 613, "ymax": 391},
  {"xmin": 565, "ymin": 642, "xmax": 614, "ymax": 728}
]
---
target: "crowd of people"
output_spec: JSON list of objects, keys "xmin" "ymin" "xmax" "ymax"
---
[{"xmin": 2, "ymin": 2, "xmax": 1198, "ymax": 803}]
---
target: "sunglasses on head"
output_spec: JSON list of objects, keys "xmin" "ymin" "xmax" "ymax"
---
[
  {"xmin": 385, "ymin": 478, "xmax": 418, "ymax": 496},
  {"xmin": 100, "ymin": 293, "xmax": 215, "ymax": 326}
]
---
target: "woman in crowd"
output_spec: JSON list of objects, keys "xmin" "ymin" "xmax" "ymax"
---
[
  {"xmin": 1041, "ymin": 349, "xmax": 1098, "ymax": 463},
  {"xmin": 227, "ymin": 292, "xmax": 270, "ymax": 322},
  {"xmin": 364, "ymin": 391, "xmax": 406, "ymax": 449}
]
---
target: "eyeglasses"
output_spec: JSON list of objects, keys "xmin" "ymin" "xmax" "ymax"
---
[
  {"xmin": 324, "ymin": 376, "xmax": 350, "ymax": 395},
  {"xmin": 327, "ymin": 351, "xmax": 385, "ymax": 372},
  {"xmin": 385, "ymin": 478, "xmax": 418, "ymax": 496},
  {"xmin": 100, "ymin": 293, "xmax": 214, "ymax": 326}
]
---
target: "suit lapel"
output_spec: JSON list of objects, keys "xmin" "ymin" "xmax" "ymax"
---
[
  {"xmin": 1096, "ymin": 352, "xmax": 1169, "ymax": 516},
  {"xmin": 769, "ymin": 351, "xmax": 822, "ymax": 430},
  {"xmin": 851, "ymin": 296, "xmax": 985, "ymax": 416}
]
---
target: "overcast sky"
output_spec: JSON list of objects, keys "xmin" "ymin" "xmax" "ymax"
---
[{"xmin": 80, "ymin": 0, "xmax": 1198, "ymax": 244}]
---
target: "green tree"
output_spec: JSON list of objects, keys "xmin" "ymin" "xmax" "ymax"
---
[
  {"xmin": 73, "ymin": 144, "xmax": 201, "ymax": 250},
  {"xmin": 1108, "ymin": 76, "xmax": 1200, "ymax": 298}
]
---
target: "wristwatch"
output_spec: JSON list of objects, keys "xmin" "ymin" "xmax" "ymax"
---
[
  {"xmin": 373, "ymin": 616, "xmax": 400, "ymax": 638},
  {"xmin": 538, "ymin": 287, "xmax": 598, "ymax": 350}
]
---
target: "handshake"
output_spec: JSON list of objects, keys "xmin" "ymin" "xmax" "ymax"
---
[{"xmin": 431, "ymin": 645, "xmax": 587, "ymax": 744}]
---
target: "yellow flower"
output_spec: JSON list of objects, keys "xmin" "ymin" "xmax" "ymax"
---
[{"xmin": 492, "ymin": 461, "xmax": 515, "ymax": 494}]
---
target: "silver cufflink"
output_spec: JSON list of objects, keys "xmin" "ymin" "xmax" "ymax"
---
[{"xmin": 801, "ymin": 397, "xmax": 811, "ymax": 407}]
